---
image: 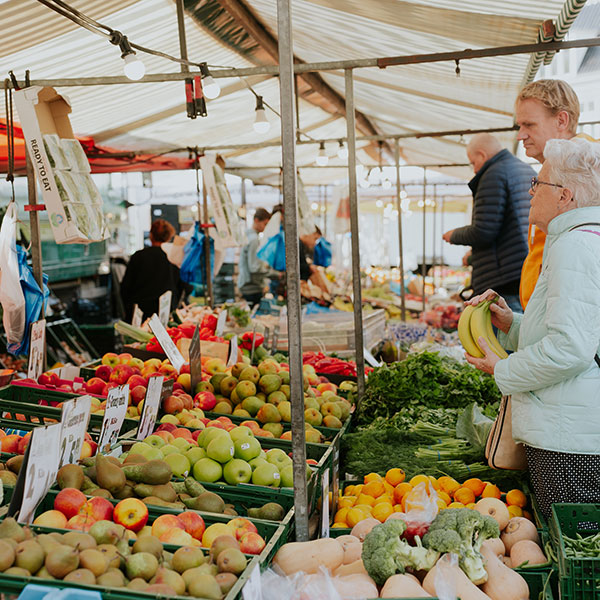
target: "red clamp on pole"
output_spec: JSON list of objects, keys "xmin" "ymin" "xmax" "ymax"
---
[
  {"xmin": 199, "ymin": 223, "xmax": 215, "ymax": 228},
  {"xmin": 24, "ymin": 204, "xmax": 46, "ymax": 212},
  {"xmin": 194, "ymin": 76, "xmax": 207, "ymax": 117}
]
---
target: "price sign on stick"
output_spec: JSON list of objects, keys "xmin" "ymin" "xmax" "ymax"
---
[
  {"xmin": 137, "ymin": 376, "xmax": 164, "ymax": 440},
  {"xmin": 250, "ymin": 326, "xmax": 257, "ymax": 361},
  {"xmin": 9, "ymin": 423, "xmax": 61, "ymax": 524},
  {"xmin": 132, "ymin": 305, "xmax": 143, "ymax": 328},
  {"xmin": 189, "ymin": 324, "xmax": 202, "ymax": 395},
  {"xmin": 27, "ymin": 319, "xmax": 46, "ymax": 380},
  {"xmin": 227, "ymin": 335, "xmax": 238, "ymax": 368},
  {"xmin": 364, "ymin": 347, "xmax": 383, "ymax": 368},
  {"xmin": 59, "ymin": 395, "xmax": 92, "ymax": 468},
  {"xmin": 215, "ymin": 310, "xmax": 227, "ymax": 337},
  {"xmin": 149, "ymin": 314, "xmax": 185, "ymax": 372},
  {"xmin": 321, "ymin": 470, "xmax": 330, "ymax": 538},
  {"xmin": 98, "ymin": 385, "xmax": 129, "ymax": 454},
  {"xmin": 158, "ymin": 291, "xmax": 172, "ymax": 327}
]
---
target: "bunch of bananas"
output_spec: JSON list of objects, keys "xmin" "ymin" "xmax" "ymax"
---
[
  {"xmin": 458, "ymin": 300, "xmax": 508, "ymax": 359},
  {"xmin": 333, "ymin": 297, "xmax": 353, "ymax": 312}
]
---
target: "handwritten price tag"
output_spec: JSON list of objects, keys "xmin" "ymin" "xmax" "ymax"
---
[
  {"xmin": 158, "ymin": 291, "xmax": 172, "ymax": 327},
  {"xmin": 363, "ymin": 347, "xmax": 382, "ymax": 368},
  {"xmin": 27, "ymin": 319, "xmax": 46, "ymax": 380},
  {"xmin": 137, "ymin": 376, "xmax": 164, "ymax": 440},
  {"xmin": 215, "ymin": 310, "xmax": 227, "ymax": 337},
  {"xmin": 98, "ymin": 385, "xmax": 129, "ymax": 453},
  {"xmin": 59, "ymin": 395, "xmax": 92, "ymax": 468},
  {"xmin": 148, "ymin": 314, "xmax": 185, "ymax": 372},
  {"xmin": 132, "ymin": 305, "xmax": 143, "ymax": 328},
  {"xmin": 227, "ymin": 335, "xmax": 238, "ymax": 368}
]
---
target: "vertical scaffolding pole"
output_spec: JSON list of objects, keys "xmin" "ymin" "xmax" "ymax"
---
[
  {"xmin": 202, "ymin": 178, "xmax": 213, "ymax": 308},
  {"xmin": 345, "ymin": 69, "xmax": 366, "ymax": 401},
  {"xmin": 432, "ymin": 183, "xmax": 437, "ymax": 291},
  {"xmin": 421, "ymin": 167, "xmax": 427, "ymax": 313},
  {"xmin": 276, "ymin": 0, "xmax": 309, "ymax": 541},
  {"xmin": 394, "ymin": 141, "xmax": 406, "ymax": 322}
]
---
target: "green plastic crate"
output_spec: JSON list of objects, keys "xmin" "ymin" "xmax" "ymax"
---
[{"xmin": 550, "ymin": 503, "xmax": 600, "ymax": 600}]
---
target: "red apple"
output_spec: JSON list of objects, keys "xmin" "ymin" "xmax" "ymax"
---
[
  {"xmin": 101, "ymin": 353, "xmax": 120, "ymax": 367},
  {"xmin": 130, "ymin": 385, "xmax": 147, "ymax": 407},
  {"xmin": 94, "ymin": 365, "xmax": 112, "ymax": 382},
  {"xmin": 178, "ymin": 511, "xmax": 206, "ymax": 540},
  {"xmin": 109, "ymin": 364, "xmax": 134, "ymax": 385},
  {"xmin": 179, "ymin": 364, "xmax": 191, "ymax": 375},
  {"xmin": 54, "ymin": 488, "xmax": 87, "ymax": 520},
  {"xmin": 172, "ymin": 428, "xmax": 192, "ymax": 439},
  {"xmin": 38, "ymin": 371, "xmax": 60, "ymax": 386},
  {"xmin": 58, "ymin": 384, "xmax": 73, "ymax": 392},
  {"xmin": 151, "ymin": 514, "xmax": 184, "ymax": 539},
  {"xmin": 153, "ymin": 430, "xmax": 175, "ymax": 444},
  {"xmin": 113, "ymin": 498, "xmax": 149, "ymax": 532},
  {"xmin": 17, "ymin": 432, "xmax": 31, "ymax": 455},
  {"xmin": 172, "ymin": 382, "xmax": 184, "ymax": 392},
  {"xmin": 179, "ymin": 394, "xmax": 193, "ymax": 410},
  {"xmin": 156, "ymin": 423, "xmax": 177, "ymax": 433},
  {"xmin": 216, "ymin": 417, "xmax": 233, "ymax": 425},
  {"xmin": 118, "ymin": 353, "xmax": 133, "ymax": 365},
  {"xmin": 229, "ymin": 517, "xmax": 258, "ymax": 541},
  {"xmin": 191, "ymin": 429, "xmax": 203, "ymax": 442},
  {"xmin": 163, "ymin": 395, "xmax": 184, "ymax": 414},
  {"xmin": 159, "ymin": 364, "xmax": 178, "ymax": 380},
  {"xmin": 80, "ymin": 440, "xmax": 97, "ymax": 459},
  {"xmin": 194, "ymin": 391, "xmax": 217, "ymax": 411},
  {"xmin": 127, "ymin": 374, "xmax": 147, "ymax": 389},
  {"xmin": 85, "ymin": 377, "xmax": 106, "ymax": 395},
  {"xmin": 206, "ymin": 420, "xmax": 226, "ymax": 430},
  {"xmin": 80, "ymin": 497, "xmax": 114, "ymax": 522},
  {"xmin": 1, "ymin": 434, "xmax": 21, "ymax": 454},
  {"xmin": 33, "ymin": 510, "xmax": 68, "ymax": 529},
  {"xmin": 239, "ymin": 532, "xmax": 266, "ymax": 555},
  {"xmin": 66, "ymin": 514, "xmax": 95, "ymax": 532}
]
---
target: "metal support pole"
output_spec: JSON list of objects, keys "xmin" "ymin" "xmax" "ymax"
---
[
  {"xmin": 421, "ymin": 168, "xmax": 427, "ymax": 313},
  {"xmin": 202, "ymin": 178, "xmax": 213, "ymax": 308},
  {"xmin": 241, "ymin": 177, "xmax": 247, "ymax": 223},
  {"xmin": 345, "ymin": 69, "xmax": 366, "ymax": 401},
  {"xmin": 441, "ymin": 195, "xmax": 445, "ymax": 269},
  {"xmin": 276, "ymin": 0, "xmax": 309, "ymax": 542},
  {"xmin": 432, "ymin": 183, "xmax": 437, "ymax": 291},
  {"xmin": 25, "ymin": 150, "xmax": 43, "ymax": 290},
  {"xmin": 394, "ymin": 141, "xmax": 406, "ymax": 322}
]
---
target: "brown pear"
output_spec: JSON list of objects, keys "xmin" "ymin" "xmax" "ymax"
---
[
  {"xmin": 95, "ymin": 454, "xmax": 126, "ymax": 495},
  {"xmin": 216, "ymin": 547, "xmax": 246, "ymax": 575},
  {"xmin": 216, "ymin": 572, "xmax": 238, "ymax": 595},
  {"xmin": 45, "ymin": 544, "xmax": 79, "ymax": 578},
  {"xmin": 132, "ymin": 536, "xmax": 163, "ymax": 560},
  {"xmin": 125, "ymin": 552, "xmax": 159, "ymax": 581},
  {"xmin": 0, "ymin": 471, "xmax": 18, "ymax": 486},
  {"xmin": 56, "ymin": 464, "xmax": 85, "ymax": 490},
  {"xmin": 64, "ymin": 568, "xmax": 96, "ymax": 585},
  {"xmin": 209, "ymin": 535, "xmax": 239, "ymax": 562},
  {"xmin": 6, "ymin": 455, "xmax": 24, "ymax": 474},
  {"xmin": 171, "ymin": 546, "xmax": 206, "ymax": 573},
  {"xmin": 124, "ymin": 453, "xmax": 148, "ymax": 465},
  {"xmin": 0, "ymin": 539, "xmax": 15, "ymax": 571},
  {"xmin": 0, "ymin": 518, "xmax": 25, "ymax": 542},
  {"xmin": 4, "ymin": 566, "xmax": 30, "ymax": 577},
  {"xmin": 89, "ymin": 488, "xmax": 113, "ymax": 499},
  {"xmin": 79, "ymin": 548, "xmax": 109, "ymax": 577},
  {"xmin": 35, "ymin": 566, "xmax": 55, "ymax": 580},
  {"xmin": 62, "ymin": 531, "xmax": 96, "ymax": 550},
  {"xmin": 187, "ymin": 573, "xmax": 223, "ymax": 599},
  {"xmin": 97, "ymin": 544, "xmax": 121, "ymax": 569},
  {"xmin": 97, "ymin": 568, "xmax": 127, "ymax": 587},
  {"xmin": 150, "ymin": 566, "xmax": 186, "ymax": 595},
  {"xmin": 127, "ymin": 577, "xmax": 150, "ymax": 591},
  {"xmin": 15, "ymin": 540, "xmax": 45, "ymax": 574}
]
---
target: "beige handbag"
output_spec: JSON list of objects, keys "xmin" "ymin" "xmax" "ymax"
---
[{"xmin": 485, "ymin": 396, "xmax": 528, "ymax": 470}]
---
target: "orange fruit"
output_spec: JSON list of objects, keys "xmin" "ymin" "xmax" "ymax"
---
[
  {"xmin": 454, "ymin": 487, "xmax": 476, "ymax": 505},
  {"xmin": 334, "ymin": 508, "xmax": 350, "ymax": 523},
  {"xmin": 466, "ymin": 503, "xmax": 476, "ymax": 510},
  {"xmin": 437, "ymin": 490, "xmax": 452, "ymax": 505},
  {"xmin": 505, "ymin": 489, "xmax": 527, "ymax": 508},
  {"xmin": 372, "ymin": 502, "xmax": 394, "ymax": 522},
  {"xmin": 428, "ymin": 476, "xmax": 440, "ymax": 491},
  {"xmin": 331, "ymin": 522, "xmax": 348, "ymax": 529},
  {"xmin": 356, "ymin": 493, "xmax": 376, "ymax": 507},
  {"xmin": 463, "ymin": 478, "xmax": 486, "ymax": 497},
  {"xmin": 393, "ymin": 505, "xmax": 404, "ymax": 513},
  {"xmin": 374, "ymin": 495, "xmax": 393, "ymax": 506},
  {"xmin": 353, "ymin": 484, "xmax": 364, "ymax": 496},
  {"xmin": 508, "ymin": 505, "xmax": 523, "ymax": 518},
  {"xmin": 385, "ymin": 468, "xmax": 406, "ymax": 487},
  {"xmin": 481, "ymin": 483, "xmax": 502, "ymax": 499},
  {"xmin": 438, "ymin": 476, "xmax": 461, "ymax": 496},
  {"xmin": 393, "ymin": 482, "xmax": 413, "ymax": 505},
  {"xmin": 436, "ymin": 498, "xmax": 447, "ymax": 511},
  {"xmin": 523, "ymin": 510, "xmax": 533, "ymax": 521},
  {"xmin": 409, "ymin": 474, "xmax": 430, "ymax": 487},
  {"xmin": 364, "ymin": 473, "xmax": 383, "ymax": 484},
  {"xmin": 338, "ymin": 496, "xmax": 357, "ymax": 509},
  {"xmin": 347, "ymin": 508, "xmax": 368, "ymax": 528},
  {"xmin": 448, "ymin": 501, "xmax": 466, "ymax": 509},
  {"xmin": 354, "ymin": 504, "xmax": 373, "ymax": 515},
  {"xmin": 363, "ymin": 481, "xmax": 385, "ymax": 499},
  {"xmin": 383, "ymin": 481, "xmax": 396, "ymax": 495},
  {"xmin": 344, "ymin": 485, "xmax": 355, "ymax": 496}
]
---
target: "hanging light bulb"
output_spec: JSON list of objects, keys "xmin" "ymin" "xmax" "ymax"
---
[
  {"xmin": 368, "ymin": 167, "xmax": 381, "ymax": 184},
  {"xmin": 337, "ymin": 140, "xmax": 348, "ymax": 160},
  {"xmin": 376, "ymin": 200, "xmax": 383, "ymax": 208},
  {"xmin": 110, "ymin": 33, "xmax": 145, "ymax": 80},
  {"xmin": 359, "ymin": 178, "xmax": 370, "ymax": 189},
  {"xmin": 253, "ymin": 96, "xmax": 270, "ymax": 134},
  {"xmin": 316, "ymin": 141, "xmax": 328, "ymax": 166},
  {"xmin": 400, "ymin": 189, "xmax": 408, "ymax": 199},
  {"xmin": 200, "ymin": 63, "xmax": 220, "ymax": 99},
  {"xmin": 382, "ymin": 179, "xmax": 392, "ymax": 189}
]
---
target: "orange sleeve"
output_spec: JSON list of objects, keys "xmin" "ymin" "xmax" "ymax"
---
[{"xmin": 519, "ymin": 225, "xmax": 546, "ymax": 309}]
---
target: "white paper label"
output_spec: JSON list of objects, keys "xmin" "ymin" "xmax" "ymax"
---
[
  {"xmin": 132, "ymin": 305, "xmax": 143, "ymax": 328},
  {"xmin": 19, "ymin": 423, "xmax": 62, "ymax": 524},
  {"xmin": 215, "ymin": 310, "xmax": 227, "ymax": 337},
  {"xmin": 363, "ymin": 347, "xmax": 382, "ymax": 368},
  {"xmin": 241, "ymin": 443, "xmax": 250, "ymax": 450},
  {"xmin": 148, "ymin": 314, "xmax": 185, "ymax": 372},
  {"xmin": 321, "ymin": 469, "xmax": 330, "ymax": 538},
  {"xmin": 158, "ymin": 291, "xmax": 172, "ymax": 327},
  {"xmin": 27, "ymin": 319, "xmax": 46, "ymax": 380},
  {"xmin": 137, "ymin": 376, "xmax": 164, "ymax": 440},
  {"xmin": 98, "ymin": 384, "xmax": 129, "ymax": 453},
  {"xmin": 227, "ymin": 335, "xmax": 238, "ymax": 368},
  {"xmin": 273, "ymin": 471, "xmax": 280, "ymax": 480},
  {"xmin": 242, "ymin": 563, "xmax": 263, "ymax": 600},
  {"xmin": 59, "ymin": 395, "xmax": 92, "ymax": 468}
]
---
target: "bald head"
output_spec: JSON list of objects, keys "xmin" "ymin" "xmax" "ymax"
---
[{"xmin": 466, "ymin": 133, "xmax": 503, "ymax": 173}]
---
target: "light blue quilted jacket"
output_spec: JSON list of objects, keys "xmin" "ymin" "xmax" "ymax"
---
[{"xmin": 495, "ymin": 206, "xmax": 600, "ymax": 454}]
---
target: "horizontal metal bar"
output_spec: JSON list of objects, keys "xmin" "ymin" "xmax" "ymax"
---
[
  {"xmin": 225, "ymin": 163, "xmax": 472, "ymax": 170},
  {"xmin": 8, "ymin": 37, "xmax": 600, "ymax": 88}
]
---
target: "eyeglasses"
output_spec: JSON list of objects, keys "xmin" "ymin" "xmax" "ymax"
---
[{"xmin": 530, "ymin": 177, "xmax": 564, "ymax": 193}]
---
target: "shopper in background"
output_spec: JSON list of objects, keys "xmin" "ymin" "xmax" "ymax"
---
[
  {"xmin": 515, "ymin": 79, "xmax": 580, "ymax": 309},
  {"xmin": 465, "ymin": 138, "xmax": 600, "ymax": 518},
  {"xmin": 238, "ymin": 207, "xmax": 272, "ymax": 307},
  {"xmin": 120, "ymin": 219, "xmax": 184, "ymax": 321},
  {"xmin": 299, "ymin": 227, "xmax": 322, "ymax": 282},
  {"xmin": 443, "ymin": 133, "xmax": 533, "ymax": 312}
]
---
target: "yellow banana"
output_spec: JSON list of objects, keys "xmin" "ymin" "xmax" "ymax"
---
[
  {"xmin": 469, "ymin": 301, "xmax": 508, "ymax": 359},
  {"xmin": 457, "ymin": 305, "xmax": 484, "ymax": 358}
]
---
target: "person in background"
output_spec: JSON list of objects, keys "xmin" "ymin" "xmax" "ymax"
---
[
  {"xmin": 515, "ymin": 79, "xmax": 580, "ymax": 309},
  {"xmin": 238, "ymin": 207, "xmax": 272, "ymax": 307},
  {"xmin": 120, "ymin": 219, "xmax": 184, "ymax": 321},
  {"xmin": 465, "ymin": 138, "xmax": 600, "ymax": 518},
  {"xmin": 299, "ymin": 227, "xmax": 322, "ymax": 281},
  {"xmin": 443, "ymin": 133, "xmax": 533, "ymax": 312}
]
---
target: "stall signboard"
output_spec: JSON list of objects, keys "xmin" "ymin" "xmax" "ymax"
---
[
  {"xmin": 149, "ymin": 314, "xmax": 185, "ymax": 372},
  {"xmin": 59, "ymin": 395, "xmax": 92, "ymax": 468},
  {"xmin": 27, "ymin": 319, "xmax": 46, "ymax": 380},
  {"xmin": 227, "ymin": 335, "xmax": 238, "ymax": 368},
  {"xmin": 158, "ymin": 291, "xmax": 172, "ymax": 327},
  {"xmin": 132, "ymin": 305, "xmax": 143, "ymax": 328},
  {"xmin": 137, "ymin": 376, "xmax": 164, "ymax": 440},
  {"xmin": 98, "ymin": 385, "xmax": 129, "ymax": 453}
]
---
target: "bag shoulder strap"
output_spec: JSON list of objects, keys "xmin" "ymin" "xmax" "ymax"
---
[{"xmin": 568, "ymin": 222, "xmax": 600, "ymax": 231}]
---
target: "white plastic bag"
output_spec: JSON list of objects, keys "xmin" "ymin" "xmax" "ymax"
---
[
  {"xmin": 434, "ymin": 553, "xmax": 459, "ymax": 600},
  {"xmin": 0, "ymin": 203, "xmax": 25, "ymax": 345}
]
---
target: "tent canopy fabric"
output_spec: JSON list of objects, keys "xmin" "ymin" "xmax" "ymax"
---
[{"xmin": 0, "ymin": 0, "xmax": 585, "ymax": 184}]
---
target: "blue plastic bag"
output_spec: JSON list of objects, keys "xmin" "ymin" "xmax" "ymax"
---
[
  {"xmin": 7, "ymin": 245, "xmax": 49, "ymax": 356},
  {"xmin": 257, "ymin": 230, "xmax": 286, "ymax": 271},
  {"xmin": 313, "ymin": 237, "xmax": 332, "ymax": 267},
  {"xmin": 180, "ymin": 222, "xmax": 214, "ymax": 286}
]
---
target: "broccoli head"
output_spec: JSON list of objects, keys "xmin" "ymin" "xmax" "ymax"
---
[
  {"xmin": 422, "ymin": 508, "xmax": 500, "ymax": 585},
  {"xmin": 361, "ymin": 519, "xmax": 440, "ymax": 586}
]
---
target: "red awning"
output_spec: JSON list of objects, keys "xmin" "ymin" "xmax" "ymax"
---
[{"xmin": 0, "ymin": 120, "xmax": 194, "ymax": 175}]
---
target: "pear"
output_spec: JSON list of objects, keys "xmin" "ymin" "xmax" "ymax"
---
[
  {"xmin": 132, "ymin": 536, "xmax": 163, "ymax": 560},
  {"xmin": 97, "ymin": 568, "xmax": 127, "ymax": 587},
  {"xmin": 134, "ymin": 483, "xmax": 177, "ymax": 502},
  {"xmin": 125, "ymin": 552, "xmax": 159, "ymax": 581},
  {"xmin": 15, "ymin": 540, "xmax": 45, "ymax": 574},
  {"xmin": 216, "ymin": 572, "xmax": 238, "ymax": 595},
  {"xmin": 187, "ymin": 573, "xmax": 223, "ymax": 599},
  {"xmin": 95, "ymin": 454, "xmax": 126, "ymax": 495},
  {"xmin": 127, "ymin": 577, "xmax": 149, "ymax": 591},
  {"xmin": 89, "ymin": 520, "xmax": 126, "ymax": 545},
  {"xmin": 150, "ymin": 566, "xmax": 186, "ymax": 595},
  {"xmin": 6, "ymin": 455, "xmax": 24, "ymax": 474},
  {"xmin": 0, "ymin": 539, "xmax": 15, "ymax": 571},
  {"xmin": 113, "ymin": 484, "xmax": 135, "ymax": 500},
  {"xmin": 64, "ymin": 568, "xmax": 96, "ymax": 585},
  {"xmin": 89, "ymin": 488, "xmax": 113, "ymax": 499},
  {"xmin": 4, "ymin": 566, "xmax": 31, "ymax": 577},
  {"xmin": 182, "ymin": 564, "xmax": 218, "ymax": 588},
  {"xmin": 62, "ymin": 532, "xmax": 97, "ymax": 550},
  {"xmin": 183, "ymin": 491, "xmax": 225, "ymax": 513},
  {"xmin": 121, "ymin": 460, "xmax": 172, "ymax": 485},
  {"xmin": 35, "ymin": 566, "xmax": 55, "ymax": 580},
  {"xmin": 97, "ymin": 544, "xmax": 121, "ymax": 569},
  {"xmin": 209, "ymin": 535, "xmax": 239, "ymax": 562},
  {"xmin": 79, "ymin": 548, "xmax": 109, "ymax": 577},
  {"xmin": 0, "ymin": 518, "xmax": 25, "ymax": 542},
  {"xmin": 171, "ymin": 546, "xmax": 206, "ymax": 573},
  {"xmin": 0, "ymin": 471, "xmax": 18, "ymax": 486},
  {"xmin": 216, "ymin": 548, "xmax": 246, "ymax": 575},
  {"xmin": 124, "ymin": 453, "xmax": 148, "ymax": 465},
  {"xmin": 45, "ymin": 544, "xmax": 79, "ymax": 578},
  {"xmin": 56, "ymin": 464, "xmax": 85, "ymax": 490},
  {"xmin": 36, "ymin": 534, "xmax": 62, "ymax": 554},
  {"xmin": 248, "ymin": 502, "xmax": 285, "ymax": 521}
]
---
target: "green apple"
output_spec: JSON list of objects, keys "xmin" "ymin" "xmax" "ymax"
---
[
  {"xmin": 192, "ymin": 457, "xmax": 222, "ymax": 483},
  {"xmin": 160, "ymin": 444, "xmax": 180, "ymax": 457},
  {"xmin": 206, "ymin": 436, "xmax": 235, "ymax": 464},
  {"xmin": 266, "ymin": 448, "xmax": 292, "ymax": 470},
  {"xmin": 164, "ymin": 453, "xmax": 191, "ymax": 478},
  {"xmin": 248, "ymin": 457, "xmax": 268, "ymax": 471},
  {"xmin": 144, "ymin": 434, "xmax": 166, "ymax": 448},
  {"xmin": 172, "ymin": 437, "xmax": 192, "ymax": 451},
  {"xmin": 160, "ymin": 414, "xmax": 179, "ymax": 424},
  {"xmin": 223, "ymin": 458, "xmax": 252, "ymax": 485},
  {"xmin": 229, "ymin": 426, "xmax": 253, "ymax": 443},
  {"xmin": 234, "ymin": 437, "xmax": 261, "ymax": 461},
  {"xmin": 184, "ymin": 446, "xmax": 206, "ymax": 466},
  {"xmin": 252, "ymin": 462, "xmax": 281, "ymax": 487},
  {"xmin": 280, "ymin": 464, "xmax": 294, "ymax": 488},
  {"xmin": 198, "ymin": 427, "xmax": 230, "ymax": 449},
  {"xmin": 130, "ymin": 442, "xmax": 162, "ymax": 461}
]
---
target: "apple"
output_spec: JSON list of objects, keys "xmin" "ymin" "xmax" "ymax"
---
[
  {"xmin": 223, "ymin": 459, "xmax": 252, "ymax": 485},
  {"xmin": 144, "ymin": 434, "xmax": 166, "ymax": 449},
  {"xmin": 192, "ymin": 458, "xmax": 223, "ymax": 483},
  {"xmin": 204, "ymin": 358, "xmax": 227, "ymax": 376},
  {"xmin": 84, "ymin": 377, "xmax": 105, "ymax": 395},
  {"xmin": 1, "ymin": 434, "xmax": 21, "ymax": 454},
  {"xmin": 233, "ymin": 437, "xmax": 261, "ymax": 462},
  {"xmin": 66, "ymin": 514, "xmax": 95, "ymax": 532},
  {"xmin": 80, "ymin": 440, "xmax": 97, "ymax": 459},
  {"xmin": 33, "ymin": 510, "xmax": 68, "ymax": 529},
  {"xmin": 248, "ymin": 457, "xmax": 267, "ymax": 471},
  {"xmin": 266, "ymin": 448, "xmax": 292, "ymax": 469},
  {"xmin": 102, "ymin": 353, "xmax": 120, "ymax": 367},
  {"xmin": 38, "ymin": 371, "xmax": 59, "ymax": 386},
  {"xmin": 240, "ymin": 421, "xmax": 261, "ymax": 435},
  {"xmin": 151, "ymin": 514, "xmax": 185, "ymax": 539},
  {"xmin": 280, "ymin": 464, "xmax": 294, "ymax": 487},
  {"xmin": 159, "ymin": 528, "xmax": 194, "ymax": 546},
  {"xmin": 160, "ymin": 414, "xmax": 179, "ymax": 425},
  {"xmin": 130, "ymin": 442, "xmax": 163, "ymax": 461},
  {"xmin": 113, "ymin": 498, "xmax": 149, "ymax": 532},
  {"xmin": 177, "ymin": 373, "xmax": 191, "ymax": 393},
  {"xmin": 194, "ymin": 381, "xmax": 214, "ymax": 395},
  {"xmin": 239, "ymin": 532, "xmax": 266, "ymax": 555},
  {"xmin": 54, "ymin": 488, "xmax": 87, "ymax": 520},
  {"xmin": 17, "ymin": 432, "xmax": 32, "ymax": 455},
  {"xmin": 252, "ymin": 462, "xmax": 280, "ymax": 487},
  {"xmin": 130, "ymin": 385, "xmax": 147, "ymax": 407},
  {"xmin": 184, "ymin": 446, "xmax": 206, "ymax": 466},
  {"xmin": 127, "ymin": 374, "xmax": 147, "ymax": 389},
  {"xmin": 156, "ymin": 423, "xmax": 177, "ymax": 433},
  {"xmin": 172, "ymin": 437, "xmax": 192, "ymax": 452},
  {"xmin": 163, "ymin": 395, "xmax": 184, "ymax": 414},
  {"xmin": 144, "ymin": 358, "xmax": 162, "ymax": 369},
  {"xmin": 163, "ymin": 453, "xmax": 191, "ymax": 478},
  {"xmin": 94, "ymin": 365, "xmax": 112, "ymax": 382},
  {"xmin": 154, "ymin": 430, "xmax": 175, "ymax": 444},
  {"xmin": 109, "ymin": 364, "xmax": 134, "ymax": 385},
  {"xmin": 80, "ymin": 497, "xmax": 114, "ymax": 522},
  {"xmin": 228, "ymin": 518, "xmax": 258, "ymax": 541},
  {"xmin": 304, "ymin": 408, "xmax": 323, "ymax": 427},
  {"xmin": 173, "ymin": 428, "xmax": 193, "ymax": 440},
  {"xmin": 206, "ymin": 436, "xmax": 235, "ymax": 464},
  {"xmin": 159, "ymin": 364, "xmax": 178, "ymax": 379},
  {"xmin": 118, "ymin": 353, "xmax": 133, "ymax": 364},
  {"xmin": 57, "ymin": 384, "xmax": 73, "ymax": 392},
  {"xmin": 128, "ymin": 357, "xmax": 144, "ymax": 370},
  {"xmin": 178, "ymin": 511, "xmax": 206, "ymax": 540}
]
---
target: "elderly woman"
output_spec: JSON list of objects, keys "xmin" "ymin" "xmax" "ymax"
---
[{"xmin": 466, "ymin": 138, "xmax": 600, "ymax": 518}]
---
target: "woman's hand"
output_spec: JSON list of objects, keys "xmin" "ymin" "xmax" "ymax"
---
[
  {"xmin": 465, "ymin": 337, "xmax": 501, "ymax": 374},
  {"xmin": 465, "ymin": 288, "xmax": 514, "ymax": 335}
]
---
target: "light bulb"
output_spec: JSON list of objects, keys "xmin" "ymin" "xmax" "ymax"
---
[
  {"xmin": 359, "ymin": 179, "xmax": 370, "ymax": 189},
  {"xmin": 400, "ymin": 190, "xmax": 408, "ymax": 199},
  {"xmin": 316, "ymin": 142, "xmax": 328, "ymax": 166},
  {"xmin": 337, "ymin": 141, "xmax": 348, "ymax": 160},
  {"xmin": 368, "ymin": 167, "xmax": 381, "ymax": 184},
  {"xmin": 254, "ymin": 108, "xmax": 270, "ymax": 134},
  {"xmin": 311, "ymin": 202, "xmax": 319, "ymax": 210},
  {"xmin": 203, "ymin": 75, "xmax": 220, "ymax": 99},
  {"xmin": 376, "ymin": 200, "xmax": 383, "ymax": 208},
  {"xmin": 122, "ymin": 53, "xmax": 145, "ymax": 80},
  {"xmin": 382, "ymin": 179, "xmax": 392, "ymax": 189}
]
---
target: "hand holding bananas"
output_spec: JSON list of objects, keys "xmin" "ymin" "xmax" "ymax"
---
[{"xmin": 468, "ymin": 290, "xmax": 514, "ymax": 334}]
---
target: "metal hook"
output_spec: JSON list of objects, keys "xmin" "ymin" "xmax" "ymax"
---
[{"xmin": 455, "ymin": 60, "xmax": 461, "ymax": 77}]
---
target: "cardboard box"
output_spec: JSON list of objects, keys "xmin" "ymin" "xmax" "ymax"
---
[{"xmin": 14, "ymin": 86, "xmax": 108, "ymax": 244}]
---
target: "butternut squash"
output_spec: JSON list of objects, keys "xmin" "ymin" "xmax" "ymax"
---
[
  {"xmin": 501, "ymin": 517, "xmax": 540, "ymax": 553},
  {"xmin": 332, "ymin": 573, "xmax": 378, "ymax": 599},
  {"xmin": 423, "ymin": 563, "xmax": 491, "ymax": 600},
  {"xmin": 333, "ymin": 559, "xmax": 368, "ymax": 577},
  {"xmin": 350, "ymin": 518, "xmax": 380, "ymax": 542},
  {"xmin": 334, "ymin": 534, "xmax": 363, "ymax": 564},
  {"xmin": 480, "ymin": 541, "xmax": 529, "ymax": 600},
  {"xmin": 273, "ymin": 538, "xmax": 344, "ymax": 575},
  {"xmin": 501, "ymin": 555, "xmax": 513, "ymax": 568},
  {"xmin": 380, "ymin": 574, "xmax": 432, "ymax": 598},
  {"xmin": 510, "ymin": 539, "xmax": 547, "ymax": 568},
  {"xmin": 474, "ymin": 498, "xmax": 510, "ymax": 531},
  {"xmin": 485, "ymin": 537, "xmax": 506, "ymax": 557}
]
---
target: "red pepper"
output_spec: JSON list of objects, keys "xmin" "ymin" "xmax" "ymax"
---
[
  {"xmin": 240, "ymin": 332, "xmax": 265, "ymax": 351},
  {"xmin": 178, "ymin": 322, "xmax": 196, "ymax": 338},
  {"xmin": 146, "ymin": 337, "xmax": 163, "ymax": 353},
  {"xmin": 201, "ymin": 314, "xmax": 218, "ymax": 332}
]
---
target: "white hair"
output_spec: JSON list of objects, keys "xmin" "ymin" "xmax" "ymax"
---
[{"xmin": 544, "ymin": 138, "xmax": 600, "ymax": 207}]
